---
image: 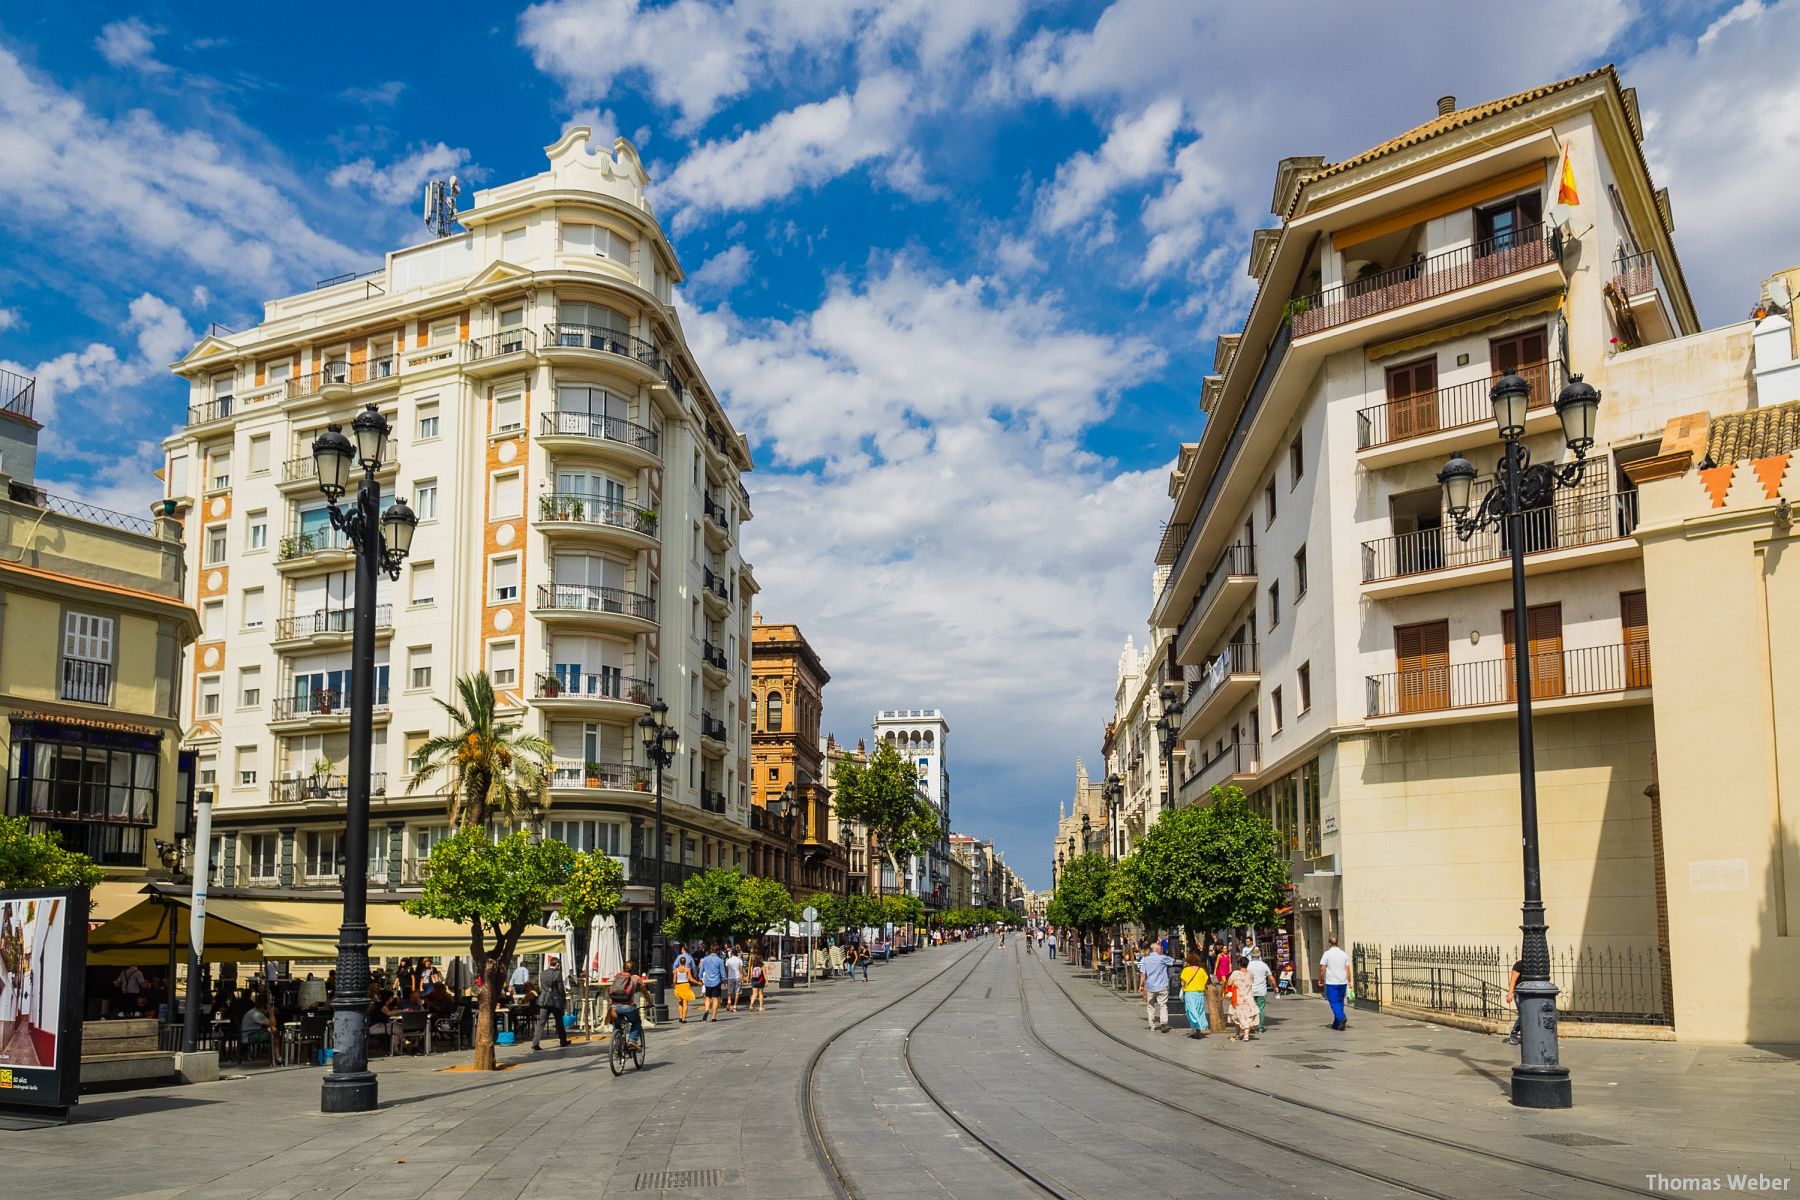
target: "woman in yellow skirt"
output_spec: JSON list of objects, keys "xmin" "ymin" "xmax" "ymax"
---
[{"xmin": 672, "ymin": 959, "xmax": 696, "ymax": 1022}]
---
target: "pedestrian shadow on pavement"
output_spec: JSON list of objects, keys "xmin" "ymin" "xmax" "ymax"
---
[{"xmin": 66, "ymin": 1093, "xmax": 221, "ymax": 1123}]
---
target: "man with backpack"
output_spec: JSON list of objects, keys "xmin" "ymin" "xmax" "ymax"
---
[
  {"xmin": 532, "ymin": 955, "xmax": 569, "ymax": 1050},
  {"xmin": 608, "ymin": 960, "xmax": 647, "ymax": 1050}
]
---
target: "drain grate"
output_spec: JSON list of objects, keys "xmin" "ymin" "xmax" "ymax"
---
[
  {"xmin": 1527, "ymin": 1133, "xmax": 1625, "ymax": 1148},
  {"xmin": 700, "ymin": 1048, "xmax": 746, "ymax": 1056},
  {"xmin": 635, "ymin": 1169, "xmax": 724, "ymax": 1190}
]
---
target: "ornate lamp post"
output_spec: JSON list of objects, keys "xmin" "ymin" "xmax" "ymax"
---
[
  {"xmin": 839, "ymin": 819, "xmax": 855, "ymax": 898},
  {"xmin": 1080, "ymin": 812, "xmax": 1091, "ymax": 856},
  {"xmin": 1103, "ymin": 773, "xmax": 1122, "ymax": 860},
  {"xmin": 1437, "ymin": 370, "xmax": 1600, "ymax": 1111},
  {"xmin": 769, "ymin": 783, "xmax": 798, "ymax": 891},
  {"xmin": 637, "ymin": 699, "xmax": 680, "ymax": 1021},
  {"xmin": 312, "ymin": 404, "xmax": 417, "ymax": 1114}
]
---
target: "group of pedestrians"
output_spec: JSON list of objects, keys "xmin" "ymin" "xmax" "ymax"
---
[
  {"xmin": 668, "ymin": 943, "xmax": 768, "ymax": 1021},
  {"xmin": 1134, "ymin": 937, "xmax": 1272, "ymax": 1042}
]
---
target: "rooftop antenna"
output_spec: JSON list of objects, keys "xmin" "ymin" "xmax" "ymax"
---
[{"xmin": 422, "ymin": 175, "xmax": 461, "ymax": 239}]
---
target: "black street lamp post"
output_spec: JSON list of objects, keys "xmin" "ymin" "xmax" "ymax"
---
[
  {"xmin": 311, "ymin": 404, "xmax": 417, "ymax": 1115},
  {"xmin": 1437, "ymin": 370, "xmax": 1600, "ymax": 1111},
  {"xmin": 770, "ymin": 783, "xmax": 797, "ymax": 891},
  {"xmin": 637, "ymin": 700, "xmax": 680, "ymax": 1022},
  {"xmin": 1158, "ymin": 683, "xmax": 1185, "ymax": 811},
  {"xmin": 839, "ymin": 819, "xmax": 854, "ymax": 899},
  {"xmin": 1103, "ymin": 773, "xmax": 1122, "ymax": 860}
]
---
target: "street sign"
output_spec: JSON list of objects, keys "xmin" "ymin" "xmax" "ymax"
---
[{"xmin": 801, "ymin": 905, "xmax": 818, "ymax": 923}]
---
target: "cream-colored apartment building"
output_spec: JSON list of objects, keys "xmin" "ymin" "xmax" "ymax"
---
[
  {"xmin": 1150, "ymin": 68, "xmax": 1752, "ymax": 1027},
  {"xmin": 159, "ymin": 131, "xmax": 755, "ymax": 961},
  {"xmin": 1102, "ymin": 620, "xmax": 1176, "ymax": 858}
]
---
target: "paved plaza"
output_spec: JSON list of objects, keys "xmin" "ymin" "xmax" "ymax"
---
[{"xmin": 4, "ymin": 940, "xmax": 1794, "ymax": 1200}]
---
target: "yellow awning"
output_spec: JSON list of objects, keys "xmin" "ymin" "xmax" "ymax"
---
[
  {"xmin": 88, "ymin": 896, "xmax": 561, "ymax": 964},
  {"xmin": 87, "ymin": 881, "xmax": 153, "ymax": 923}
]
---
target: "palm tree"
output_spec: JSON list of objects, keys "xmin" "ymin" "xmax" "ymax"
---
[{"xmin": 406, "ymin": 672, "xmax": 554, "ymax": 828}]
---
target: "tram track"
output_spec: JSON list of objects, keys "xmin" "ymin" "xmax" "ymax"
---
[{"xmin": 1027, "ymin": 947, "xmax": 1672, "ymax": 1200}]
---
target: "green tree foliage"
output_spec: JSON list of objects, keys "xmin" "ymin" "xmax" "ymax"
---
[
  {"xmin": 1047, "ymin": 852, "xmax": 1112, "ymax": 935},
  {"xmin": 830, "ymin": 743, "xmax": 940, "ymax": 893},
  {"xmin": 1127, "ymin": 786, "xmax": 1289, "ymax": 945},
  {"xmin": 939, "ymin": 906, "xmax": 1021, "ymax": 928},
  {"xmin": 0, "ymin": 816, "xmax": 103, "ymax": 896},
  {"xmin": 663, "ymin": 870, "xmax": 795, "ymax": 946},
  {"xmin": 879, "ymin": 892, "xmax": 924, "ymax": 929},
  {"xmin": 405, "ymin": 673, "xmax": 554, "ymax": 828},
  {"xmin": 404, "ymin": 829, "xmax": 621, "ymax": 1070}
]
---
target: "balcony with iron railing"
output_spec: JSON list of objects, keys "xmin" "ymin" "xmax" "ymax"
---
[
  {"xmin": 702, "ymin": 640, "xmax": 729, "ymax": 674},
  {"xmin": 290, "ymin": 356, "xmax": 397, "ymax": 396},
  {"xmin": 271, "ymin": 687, "xmax": 389, "ymax": 722},
  {"xmin": 282, "ymin": 446, "xmax": 398, "ymax": 491},
  {"xmin": 1175, "ymin": 543, "xmax": 1257, "ymax": 664},
  {"xmin": 533, "ymin": 582, "xmax": 657, "ymax": 624},
  {"xmin": 60, "ymin": 658, "xmax": 112, "ymax": 705},
  {"xmin": 270, "ymin": 773, "xmax": 389, "ymax": 804},
  {"xmin": 701, "ymin": 788, "xmax": 728, "ymax": 814},
  {"xmin": 466, "ymin": 328, "xmax": 537, "ymax": 374},
  {"xmin": 533, "ymin": 670, "xmax": 654, "ymax": 708},
  {"xmin": 1606, "ymin": 249, "xmax": 1676, "ymax": 347},
  {"xmin": 276, "ymin": 526, "xmax": 354, "ymax": 565},
  {"xmin": 1178, "ymin": 642, "xmax": 1261, "ymax": 739},
  {"xmin": 700, "ymin": 711, "xmax": 728, "ymax": 745},
  {"xmin": 543, "ymin": 323, "xmax": 666, "ymax": 374},
  {"xmin": 536, "ymin": 493, "xmax": 659, "ymax": 541},
  {"xmin": 538, "ymin": 408, "xmax": 660, "ymax": 459},
  {"xmin": 1356, "ymin": 359, "xmax": 1565, "ymax": 462},
  {"xmin": 1359, "ymin": 489, "xmax": 1640, "ymax": 598},
  {"xmin": 701, "ymin": 565, "xmax": 731, "ymax": 609},
  {"xmin": 1366, "ymin": 641, "xmax": 1651, "ymax": 724},
  {"xmin": 274, "ymin": 605, "xmax": 392, "ymax": 644},
  {"xmin": 187, "ymin": 396, "xmax": 235, "ymax": 427},
  {"xmin": 551, "ymin": 758, "xmax": 649, "ymax": 792},
  {"xmin": 1291, "ymin": 225, "xmax": 1560, "ymax": 339},
  {"xmin": 703, "ymin": 491, "xmax": 728, "ymax": 529},
  {"xmin": 1185, "ymin": 740, "xmax": 1261, "ymax": 804},
  {"xmin": 2, "ymin": 367, "xmax": 35, "ymax": 423}
]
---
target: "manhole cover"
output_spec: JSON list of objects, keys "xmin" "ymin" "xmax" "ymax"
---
[
  {"xmin": 636, "ymin": 1169, "xmax": 724, "ymax": 1190},
  {"xmin": 1526, "ymin": 1133, "xmax": 1626, "ymax": 1148}
]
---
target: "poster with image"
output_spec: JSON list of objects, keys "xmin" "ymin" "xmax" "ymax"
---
[{"xmin": 0, "ymin": 888, "xmax": 87, "ymax": 1112}]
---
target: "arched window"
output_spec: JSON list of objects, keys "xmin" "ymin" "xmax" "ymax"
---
[{"xmin": 767, "ymin": 691, "xmax": 784, "ymax": 732}]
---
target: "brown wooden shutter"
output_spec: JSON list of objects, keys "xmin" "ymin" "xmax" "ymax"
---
[
  {"xmin": 1502, "ymin": 603, "xmax": 1564, "ymax": 700},
  {"xmin": 1621, "ymin": 590, "xmax": 1651, "ymax": 688},
  {"xmin": 1492, "ymin": 326, "xmax": 1551, "ymax": 412},
  {"xmin": 1396, "ymin": 619, "xmax": 1449, "ymax": 713},
  {"xmin": 1385, "ymin": 357, "xmax": 1439, "ymax": 441}
]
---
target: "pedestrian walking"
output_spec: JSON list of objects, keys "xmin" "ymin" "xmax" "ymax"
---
[
  {"xmin": 507, "ymin": 957, "xmax": 530, "ymax": 1004},
  {"xmin": 1205, "ymin": 939, "xmax": 1229, "ymax": 1034},
  {"xmin": 1046, "ymin": 930, "xmax": 1057, "ymax": 960},
  {"xmin": 1228, "ymin": 955, "xmax": 1259, "ymax": 1042},
  {"xmin": 699, "ymin": 945, "xmax": 726, "ymax": 1021},
  {"xmin": 532, "ymin": 954, "xmax": 569, "ymax": 1050},
  {"xmin": 725, "ymin": 945, "xmax": 745, "ymax": 1012},
  {"xmin": 858, "ymin": 942, "xmax": 872, "ymax": 981},
  {"xmin": 1180, "ymin": 950, "xmax": 1210, "ymax": 1039},
  {"xmin": 671, "ymin": 957, "xmax": 696, "ymax": 1022},
  {"xmin": 1248, "ymin": 948, "xmax": 1272, "ymax": 1033},
  {"xmin": 1137, "ymin": 941, "xmax": 1176, "ymax": 1033},
  {"xmin": 1504, "ymin": 956, "xmax": 1524, "ymax": 1044},
  {"xmin": 1318, "ymin": 935, "xmax": 1351, "ymax": 1031},
  {"xmin": 748, "ymin": 955, "xmax": 767, "ymax": 1011}
]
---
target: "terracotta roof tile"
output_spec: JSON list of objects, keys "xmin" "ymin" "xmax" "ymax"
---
[
  {"xmin": 1707, "ymin": 400, "xmax": 1800, "ymax": 466},
  {"xmin": 1303, "ymin": 67, "xmax": 1614, "ymax": 189}
]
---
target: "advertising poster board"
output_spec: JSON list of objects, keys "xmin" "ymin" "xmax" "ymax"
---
[{"xmin": 0, "ymin": 886, "xmax": 89, "ymax": 1119}]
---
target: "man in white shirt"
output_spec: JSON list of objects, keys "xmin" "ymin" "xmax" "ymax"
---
[
  {"xmin": 724, "ymin": 947, "xmax": 745, "ymax": 1012},
  {"xmin": 1317, "ymin": 936, "xmax": 1352, "ymax": 1031},
  {"xmin": 1247, "ymin": 949, "xmax": 1273, "ymax": 1033},
  {"xmin": 508, "ymin": 959, "xmax": 530, "ymax": 1003}
]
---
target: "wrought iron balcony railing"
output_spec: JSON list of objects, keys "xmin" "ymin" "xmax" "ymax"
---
[
  {"xmin": 467, "ymin": 328, "xmax": 537, "ymax": 361},
  {"xmin": 700, "ymin": 712, "xmax": 728, "ymax": 742},
  {"xmin": 534, "ymin": 582, "xmax": 656, "ymax": 621},
  {"xmin": 60, "ymin": 658, "xmax": 111, "ymax": 705},
  {"xmin": 1357, "ymin": 359, "xmax": 1565, "ymax": 450},
  {"xmin": 533, "ymin": 671, "xmax": 654, "ymax": 705},
  {"xmin": 539, "ymin": 408, "xmax": 660, "ymax": 456},
  {"xmin": 702, "ymin": 640, "xmax": 728, "ymax": 671},
  {"xmin": 537, "ymin": 492, "xmax": 659, "ymax": 537},
  {"xmin": 271, "ymin": 687, "xmax": 388, "ymax": 720},
  {"xmin": 274, "ymin": 605, "xmax": 392, "ymax": 640},
  {"xmin": 1291, "ymin": 224, "xmax": 1558, "ymax": 337},
  {"xmin": 1366, "ymin": 641, "xmax": 1650, "ymax": 718},
  {"xmin": 544, "ymin": 323, "xmax": 665, "ymax": 373},
  {"xmin": 278, "ymin": 527, "xmax": 353, "ymax": 560},
  {"xmin": 270, "ymin": 773, "xmax": 389, "ymax": 803},
  {"xmin": 1360, "ymin": 490, "xmax": 1638, "ymax": 584}
]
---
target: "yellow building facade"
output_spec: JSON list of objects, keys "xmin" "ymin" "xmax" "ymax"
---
[{"xmin": 749, "ymin": 614, "xmax": 845, "ymax": 893}]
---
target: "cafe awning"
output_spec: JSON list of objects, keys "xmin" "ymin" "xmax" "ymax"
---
[
  {"xmin": 87, "ymin": 881, "xmax": 154, "ymax": 923},
  {"xmin": 87, "ymin": 896, "xmax": 562, "ymax": 965}
]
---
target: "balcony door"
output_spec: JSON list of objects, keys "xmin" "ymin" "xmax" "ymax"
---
[
  {"xmin": 1385, "ymin": 356, "xmax": 1439, "ymax": 441},
  {"xmin": 1491, "ymin": 326, "xmax": 1550, "ymax": 413},
  {"xmin": 1395, "ymin": 620, "xmax": 1450, "ymax": 713},
  {"xmin": 1501, "ymin": 603, "xmax": 1565, "ymax": 700},
  {"xmin": 1621, "ymin": 591, "xmax": 1651, "ymax": 689},
  {"xmin": 1477, "ymin": 192, "xmax": 1543, "ymax": 252},
  {"xmin": 553, "ymin": 552, "xmax": 628, "ymax": 610}
]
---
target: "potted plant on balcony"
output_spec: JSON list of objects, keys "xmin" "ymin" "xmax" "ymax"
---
[
  {"xmin": 309, "ymin": 757, "xmax": 334, "ymax": 798},
  {"xmin": 631, "ymin": 768, "xmax": 650, "ymax": 792},
  {"xmin": 584, "ymin": 762, "xmax": 604, "ymax": 788},
  {"xmin": 537, "ymin": 671, "xmax": 563, "ymax": 699},
  {"xmin": 626, "ymin": 681, "xmax": 651, "ymax": 705},
  {"xmin": 635, "ymin": 508, "xmax": 658, "ymax": 536}
]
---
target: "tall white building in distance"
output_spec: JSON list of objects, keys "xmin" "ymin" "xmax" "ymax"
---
[
  {"xmin": 873, "ymin": 708, "xmax": 951, "ymax": 909},
  {"xmin": 159, "ymin": 130, "xmax": 756, "ymax": 966}
]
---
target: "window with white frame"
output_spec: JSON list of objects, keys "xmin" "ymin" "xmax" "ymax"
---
[
  {"xmin": 248, "ymin": 434, "xmax": 270, "ymax": 476},
  {"xmin": 209, "ymin": 448, "xmax": 231, "ymax": 490},
  {"xmin": 239, "ymin": 666, "xmax": 261, "ymax": 708},
  {"xmin": 546, "ymin": 819, "xmax": 623, "ymax": 855},
  {"xmin": 560, "ymin": 222, "xmax": 633, "ymax": 261},
  {"xmin": 264, "ymin": 358, "xmax": 292, "ymax": 385},
  {"xmin": 490, "ymin": 640, "xmax": 518, "ymax": 687},
  {"xmin": 490, "ymin": 471, "xmax": 522, "ymax": 517},
  {"xmin": 490, "ymin": 556, "xmax": 519, "ymax": 603},
  {"xmin": 428, "ymin": 317, "xmax": 458, "ymax": 346},
  {"xmin": 200, "ymin": 675, "xmax": 222, "ymax": 716},
  {"xmin": 493, "ymin": 390, "xmax": 523, "ymax": 434},
  {"xmin": 242, "ymin": 587, "xmax": 264, "ymax": 629},
  {"xmin": 246, "ymin": 832, "xmax": 278, "ymax": 880},
  {"xmin": 410, "ymin": 561, "xmax": 436, "ymax": 605},
  {"xmin": 500, "ymin": 226, "xmax": 526, "ymax": 259},
  {"xmin": 206, "ymin": 525, "xmax": 228, "ymax": 564},
  {"xmin": 408, "ymin": 645, "xmax": 433, "ymax": 691},
  {"xmin": 414, "ymin": 479, "xmax": 438, "ymax": 521},
  {"xmin": 367, "ymin": 827, "xmax": 392, "ymax": 879},
  {"xmin": 305, "ymin": 830, "xmax": 342, "ymax": 879},
  {"xmin": 236, "ymin": 745, "xmax": 260, "ymax": 788},
  {"xmin": 246, "ymin": 510, "xmax": 268, "ymax": 551},
  {"xmin": 197, "ymin": 755, "xmax": 217, "ymax": 790},
  {"xmin": 416, "ymin": 400, "xmax": 440, "ymax": 441},
  {"xmin": 202, "ymin": 599, "xmax": 223, "ymax": 641}
]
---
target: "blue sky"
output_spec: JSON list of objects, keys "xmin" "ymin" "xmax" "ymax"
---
[{"xmin": 3, "ymin": 1, "xmax": 1796, "ymax": 888}]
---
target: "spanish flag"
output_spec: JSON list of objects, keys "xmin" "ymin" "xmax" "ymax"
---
[{"xmin": 1555, "ymin": 140, "xmax": 1580, "ymax": 207}]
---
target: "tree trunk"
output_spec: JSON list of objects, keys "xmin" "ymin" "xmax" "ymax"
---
[{"xmin": 468, "ymin": 917, "xmax": 498, "ymax": 1072}]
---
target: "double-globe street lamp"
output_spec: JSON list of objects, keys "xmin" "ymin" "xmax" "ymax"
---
[
  {"xmin": 311, "ymin": 404, "xmax": 417, "ymax": 1115},
  {"xmin": 1157, "ymin": 682, "xmax": 1185, "ymax": 811},
  {"xmin": 1435, "ymin": 369, "xmax": 1600, "ymax": 1111},
  {"xmin": 1103, "ymin": 772, "xmax": 1123, "ymax": 861},
  {"xmin": 637, "ymin": 700, "xmax": 681, "ymax": 1022}
]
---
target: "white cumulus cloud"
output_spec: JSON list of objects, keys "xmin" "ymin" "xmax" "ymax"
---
[
  {"xmin": 94, "ymin": 17, "xmax": 170, "ymax": 74},
  {"xmin": 328, "ymin": 142, "xmax": 472, "ymax": 206}
]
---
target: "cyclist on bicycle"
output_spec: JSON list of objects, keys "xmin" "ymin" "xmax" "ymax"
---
[{"xmin": 608, "ymin": 960, "xmax": 647, "ymax": 1049}]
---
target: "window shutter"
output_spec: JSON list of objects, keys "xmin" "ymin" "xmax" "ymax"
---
[{"xmin": 1621, "ymin": 591, "xmax": 1651, "ymax": 688}]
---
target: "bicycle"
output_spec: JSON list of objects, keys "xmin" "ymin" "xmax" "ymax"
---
[{"xmin": 608, "ymin": 1006, "xmax": 646, "ymax": 1076}]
